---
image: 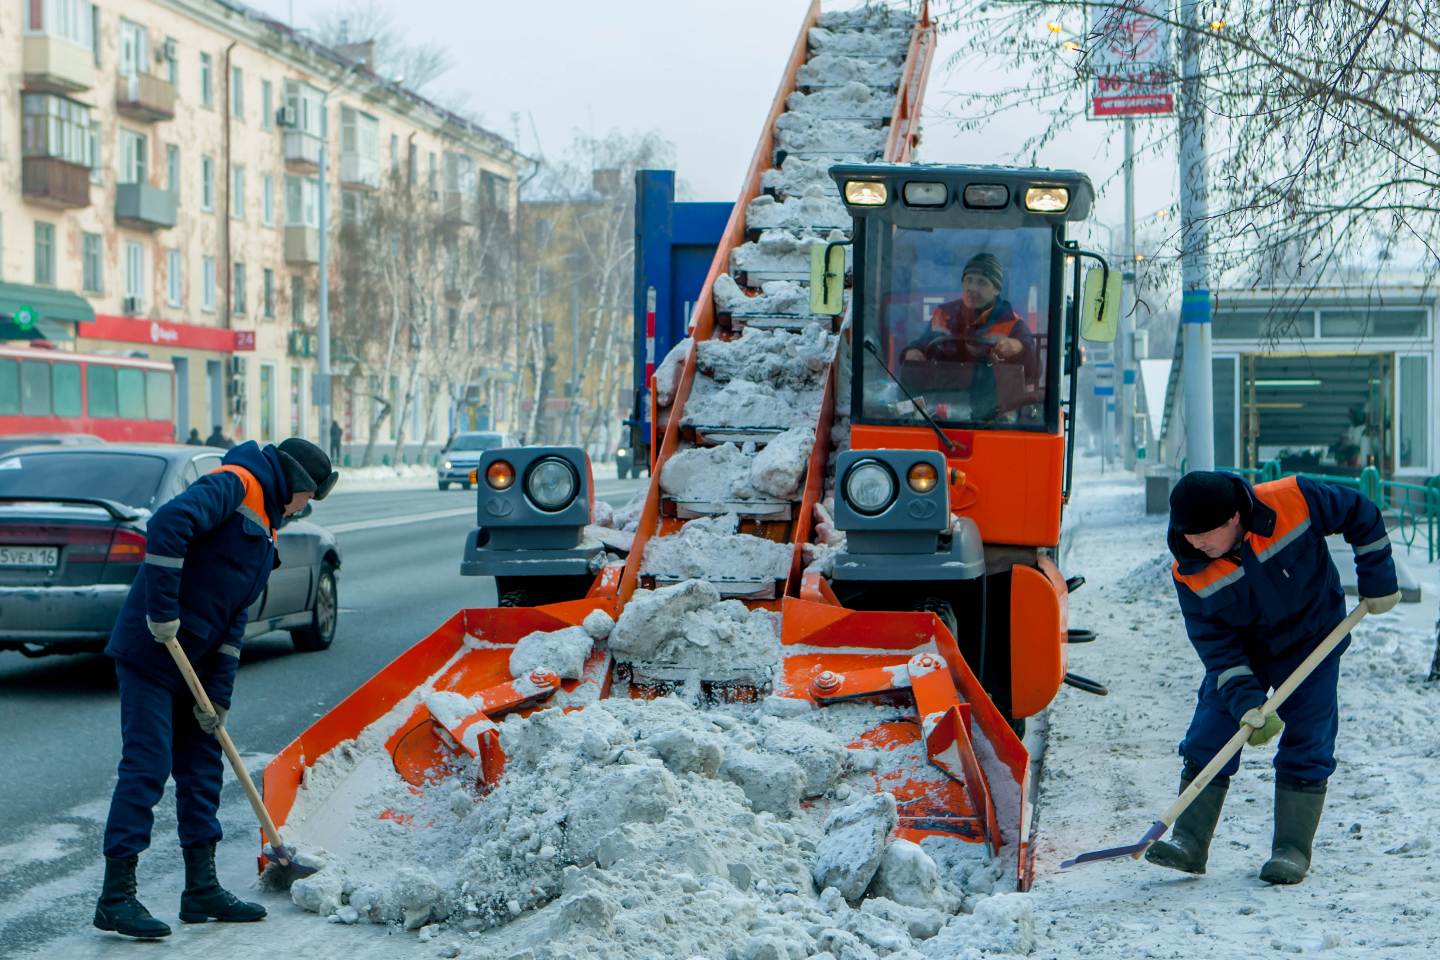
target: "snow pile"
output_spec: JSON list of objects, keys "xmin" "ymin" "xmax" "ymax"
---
[
  {"xmin": 1115, "ymin": 552, "xmax": 1176, "ymax": 602},
  {"xmin": 334, "ymin": 463, "xmax": 439, "ymax": 490},
  {"xmin": 654, "ymin": 337, "xmax": 693, "ymax": 406},
  {"xmin": 697, "ymin": 324, "xmax": 833, "ymax": 389},
  {"xmin": 732, "ymin": 228, "xmax": 852, "ymax": 277},
  {"xmin": 817, "ymin": 5, "xmax": 914, "ymax": 32},
  {"xmin": 660, "ymin": 443, "xmax": 759, "ymax": 503},
  {"xmin": 683, "ymin": 378, "xmax": 821, "ymax": 431},
  {"xmin": 797, "ymin": 53, "xmax": 902, "ymax": 89},
  {"xmin": 785, "ymin": 81, "xmax": 894, "ymax": 119},
  {"xmin": 745, "ymin": 191, "xmax": 851, "ymax": 233},
  {"xmin": 808, "ymin": 26, "xmax": 912, "ymax": 58},
  {"xmin": 639, "ymin": 515, "xmax": 793, "ymax": 585},
  {"xmin": 612, "ymin": 486, "xmax": 647, "ymax": 533},
  {"xmin": 762, "ymin": 155, "xmax": 844, "ymax": 199},
  {"xmin": 608, "ymin": 578, "xmax": 780, "ymax": 674},
  {"xmin": 751, "ymin": 427, "xmax": 815, "ymax": 499},
  {"xmin": 774, "ymin": 113, "xmax": 886, "ymax": 156},
  {"xmin": 509, "ymin": 626, "xmax": 594, "ymax": 681}
]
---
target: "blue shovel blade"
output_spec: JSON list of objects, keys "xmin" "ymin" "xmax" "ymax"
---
[
  {"xmin": 1060, "ymin": 821, "xmax": 1169, "ymax": 869},
  {"xmin": 264, "ymin": 843, "xmax": 318, "ymax": 877}
]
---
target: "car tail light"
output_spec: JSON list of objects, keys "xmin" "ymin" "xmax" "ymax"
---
[{"xmin": 107, "ymin": 529, "xmax": 146, "ymax": 563}]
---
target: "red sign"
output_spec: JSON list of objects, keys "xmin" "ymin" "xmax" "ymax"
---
[{"xmin": 78, "ymin": 314, "xmax": 254, "ymax": 352}]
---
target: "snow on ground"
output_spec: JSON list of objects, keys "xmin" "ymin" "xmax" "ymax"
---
[
  {"xmin": 336, "ymin": 463, "xmax": 440, "ymax": 491},
  {"xmin": 1030, "ymin": 457, "xmax": 1440, "ymax": 959}
]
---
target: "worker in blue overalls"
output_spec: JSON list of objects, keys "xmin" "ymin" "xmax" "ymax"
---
[
  {"xmin": 95, "ymin": 438, "xmax": 337, "ymax": 939},
  {"xmin": 1148, "ymin": 471, "xmax": 1399, "ymax": 884}
]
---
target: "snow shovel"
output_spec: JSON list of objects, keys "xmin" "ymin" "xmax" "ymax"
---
[
  {"xmin": 1060, "ymin": 603, "xmax": 1368, "ymax": 870},
  {"xmin": 160, "ymin": 637, "xmax": 317, "ymax": 880}
]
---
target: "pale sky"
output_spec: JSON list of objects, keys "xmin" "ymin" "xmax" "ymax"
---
[{"xmin": 249, "ymin": 0, "xmax": 1179, "ymax": 257}]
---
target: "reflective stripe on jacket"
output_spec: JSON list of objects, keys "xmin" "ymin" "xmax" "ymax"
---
[{"xmin": 1169, "ymin": 473, "xmax": 1397, "ymax": 722}]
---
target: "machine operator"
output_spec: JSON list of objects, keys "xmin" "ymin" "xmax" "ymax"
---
[
  {"xmin": 900, "ymin": 251, "xmax": 1039, "ymax": 382},
  {"xmin": 1149, "ymin": 470, "xmax": 1399, "ymax": 884}
]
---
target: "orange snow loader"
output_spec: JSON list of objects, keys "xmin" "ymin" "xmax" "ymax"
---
[{"xmin": 260, "ymin": 0, "xmax": 1119, "ymax": 893}]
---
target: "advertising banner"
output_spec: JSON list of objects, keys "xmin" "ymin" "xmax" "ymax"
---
[{"xmin": 1088, "ymin": 1, "xmax": 1173, "ymax": 117}]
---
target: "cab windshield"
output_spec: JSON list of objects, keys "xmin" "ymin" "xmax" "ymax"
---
[{"xmin": 861, "ymin": 224, "xmax": 1056, "ymax": 430}]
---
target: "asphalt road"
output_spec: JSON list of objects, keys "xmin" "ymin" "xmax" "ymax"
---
[{"xmin": 0, "ymin": 474, "xmax": 646, "ymax": 955}]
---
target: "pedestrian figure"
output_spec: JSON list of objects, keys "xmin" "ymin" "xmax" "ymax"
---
[
  {"xmin": 329, "ymin": 419, "xmax": 343, "ymax": 463},
  {"xmin": 205, "ymin": 426, "xmax": 233, "ymax": 449},
  {"xmin": 185, "ymin": 428, "xmax": 202, "ymax": 446},
  {"xmin": 94, "ymin": 438, "xmax": 338, "ymax": 938},
  {"xmin": 1147, "ymin": 471, "xmax": 1400, "ymax": 884}
]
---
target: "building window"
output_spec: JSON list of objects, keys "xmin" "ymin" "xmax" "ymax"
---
[
  {"xmin": 199, "ymin": 52, "xmax": 213, "ymax": 108},
  {"xmin": 22, "ymin": 93, "xmax": 93, "ymax": 167},
  {"xmin": 390, "ymin": 133, "xmax": 399, "ymax": 176},
  {"xmin": 428, "ymin": 152, "xmax": 437, "ymax": 191},
  {"xmin": 118, "ymin": 18, "xmax": 147, "ymax": 77},
  {"xmin": 263, "ymin": 268, "xmax": 275, "ymax": 319},
  {"xmin": 261, "ymin": 79, "xmax": 273, "ymax": 130},
  {"xmin": 408, "ymin": 141, "xmax": 417, "ymax": 184},
  {"xmin": 200, "ymin": 155, "xmax": 214, "ymax": 211},
  {"xmin": 1400, "ymin": 356, "xmax": 1429, "ymax": 469},
  {"xmin": 231, "ymin": 164, "xmax": 245, "ymax": 219},
  {"xmin": 290, "ymin": 366, "xmax": 303, "ymax": 438},
  {"xmin": 165, "ymin": 37, "xmax": 179, "ymax": 85},
  {"xmin": 27, "ymin": 0, "xmax": 95, "ymax": 49},
  {"xmin": 119, "ymin": 128, "xmax": 147, "ymax": 185},
  {"xmin": 201, "ymin": 256, "xmax": 216, "ymax": 312},
  {"xmin": 82, "ymin": 232, "xmax": 102, "ymax": 294},
  {"xmin": 167, "ymin": 248, "xmax": 181, "ymax": 306},
  {"xmin": 284, "ymin": 174, "xmax": 319, "ymax": 227},
  {"xmin": 482, "ymin": 171, "xmax": 510, "ymax": 208},
  {"xmin": 284, "ymin": 80, "xmax": 324, "ymax": 137},
  {"xmin": 34, "ymin": 221, "xmax": 55, "ymax": 285},
  {"xmin": 124, "ymin": 241, "xmax": 144, "ymax": 301},
  {"xmin": 88, "ymin": 120, "xmax": 102, "ymax": 184},
  {"xmin": 165, "ymin": 144, "xmax": 179, "ymax": 192},
  {"xmin": 262, "ymin": 174, "xmax": 274, "ymax": 226},
  {"xmin": 233, "ymin": 261, "xmax": 246, "ymax": 316},
  {"xmin": 291, "ymin": 275, "xmax": 305, "ymax": 324},
  {"xmin": 259, "ymin": 365, "xmax": 274, "ymax": 442},
  {"xmin": 90, "ymin": 4, "xmax": 100, "ymax": 65},
  {"xmin": 231, "ymin": 66, "xmax": 244, "ymax": 119}
]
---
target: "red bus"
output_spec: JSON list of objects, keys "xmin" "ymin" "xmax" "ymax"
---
[{"xmin": 0, "ymin": 346, "xmax": 175, "ymax": 442}]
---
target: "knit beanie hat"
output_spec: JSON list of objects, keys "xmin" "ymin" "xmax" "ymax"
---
[
  {"xmin": 1169, "ymin": 471, "xmax": 1239, "ymax": 535},
  {"xmin": 962, "ymin": 252, "xmax": 1004, "ymax": 290},
  {"xmin": 276, "ymin": 438, "xmax": 337, "ymax": 500}
]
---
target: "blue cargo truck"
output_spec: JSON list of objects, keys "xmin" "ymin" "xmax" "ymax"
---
[{"xmin": 622, "ymin": 170, "xmax": 730, "ymax": 478}]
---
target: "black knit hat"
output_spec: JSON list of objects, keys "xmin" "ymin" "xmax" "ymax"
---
[
  {"xmin": 1169, "ymin": 471, "xmax": 1239, "ymax": 535},
  {"xmin": 963, "ymin": 252, "xmax": 1003, "ymax": 290},
  {"xmin": 276, "ymin": 438, "xmax": 338, "ymax": 501}
]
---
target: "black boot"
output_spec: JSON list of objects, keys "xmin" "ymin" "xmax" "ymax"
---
[
  {"xmin": 179, "ymin": 844, "xmax": 267, "ymax": 923},
  {"xmin": 1260, "ymin": 779, "xmax": 1327, "ymax": 884},
  {"xmin": 1145, "ymin": 772, "xmax": 1229, "ymax": 875},
  {"xmin": 94, "ymin": 856, "xmax": 172, "ymax": 939}
]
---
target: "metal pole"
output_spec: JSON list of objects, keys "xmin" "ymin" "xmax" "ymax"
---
[
  {"xmin": 317, "ymin": 125, "xmax": 331, "ymax": 449},
  {"xmin": 1179, "ymin": 1, "xmax": 1214, "ymax": 472},
  {"xmin": 1121, "ymin": 117, "xmax": 1137, "ymax": 470}
]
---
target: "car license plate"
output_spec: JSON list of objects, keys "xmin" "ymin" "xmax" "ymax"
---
[{"xmin": 0, "ymin": 546, "xmax": 59, "ymax": 568}]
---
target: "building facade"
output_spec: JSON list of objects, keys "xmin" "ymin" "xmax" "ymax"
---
[{"xmin": 3, "ymin": 0, "xmax": 525, "ymax": 449}]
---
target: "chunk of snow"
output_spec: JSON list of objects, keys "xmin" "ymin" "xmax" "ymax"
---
[
  {"xmin": 509, "ymin": 625, "xmax": 594, "ymax": 680},
  {"xmin": 812, "ymin": 792, "xmax": 898, "ymax": 900}
]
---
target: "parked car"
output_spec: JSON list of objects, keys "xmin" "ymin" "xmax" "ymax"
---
[
  {"xmin": 0, "ymin": 443, "xmax": 341, "ymax": 658},
  {"xmin": 0, "ymin": 433, "xmax": 104, "ymax": 457},
  {"xmin": 438, "ymin": 431, "xmax": 520, "ymax": 490}
]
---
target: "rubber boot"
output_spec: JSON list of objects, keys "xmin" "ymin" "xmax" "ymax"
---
[
  {"xmin": 1144, "ymin": 774, "xmax": 1229, "ymax": 875},
  {"xmin": 93, "ymin": 856, "xmax": 172, "ymax": 939},
  {"xmin": 179, "ymin": 844, "xmax": 267, "ymax": 923},
  {"xmin": 1260, "ymin": 780, "xmax": 1327, "ymax": 884}
]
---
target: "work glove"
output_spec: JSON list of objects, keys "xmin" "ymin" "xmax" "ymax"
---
[
  {"xmin": 1363, "ymin": 591, "xmax": 1402, "ymax": 615},
  {"xmin": 1241, "ymin": 707, "xmax": 1284, "ymax": 747},
  {"xmin": 146, "ymin": 616, "xmax": 181, "ymax": 643},
  {"xmin": 193, "ymin": 703, "xmax": 227, "ymax": 736}
]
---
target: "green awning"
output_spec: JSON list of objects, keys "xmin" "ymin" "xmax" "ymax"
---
[{"xmin": 0, "ymin": 281, "xmax": 91, "ymax": 340}]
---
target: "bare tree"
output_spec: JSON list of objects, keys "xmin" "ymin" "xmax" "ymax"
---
[
  {"xmin": 309, "ymin": 0, "xmax": 453, "ymax": 93},
  {"xmin": 935, "ymin": 0, "xmax": 1440, "ymax": 332}
]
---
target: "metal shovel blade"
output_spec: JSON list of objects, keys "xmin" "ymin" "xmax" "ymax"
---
[
  {"xmin": 1060, "ymin": 820, "xmax": 1168, "ymax": 869},
  {"xmin": 263, "ymin": 843, "xmax": 318, "ymax": 878}
]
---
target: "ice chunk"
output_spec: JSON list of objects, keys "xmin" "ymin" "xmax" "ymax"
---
[
  {"xmin": 797, "ymin": 53, "xmax": 902, "ymax": 89},
  {"xmin": 746, "ymin": 194, "xmax": 851, "ymax": 233},
  {"xmin": 696, "ymin": 325, "xmax": 833, "ymax": 389},
  {"xmin": 582, "ymin": 608, "xmax": 615, "ymax": 639},
  {"xmin": 291, "ymin": 866, "xmax": 346, "ymax": 917},
  {"xmin": 655, "ymin": 337, "xmax": 693, "ymax": 406},
  {"xmin": 610, "ymin": 579, "xmax": 722, "ymax": 660},
  {"xmin": 509, "ymin": 625, "xmax": 594, "ymax": 681},
  {"xmin": 644, "ymin": 726, "xmax": 726, "ymax": 777},
  {"xmin": 762, "ymin": 695, "xmax": 814, "ymax": 718},
  {"xmin": 549, "ymin": 889, "xmax": 617, "ymax": 937},
  {"xmin": 563, "ymin": 764, "xmax": 681, "ymax": 864},
  {"xmin": 591, "ymin": 497, "xmax": 615, "ymax": 529},
  {"xmin": 774, "ymin": 113, "xmax": 886, "ymax": 156},
  {"xmin": 808, "ymin": 26, "xmax": 912, "ymax": 58},
  {"xmin": 812, "ymin": 792, "xmax": 899, "ymax": 900},
  {"xmin": 719, "ymin": 748, "xmax": 807, "ymax": 817},
  {"xmin": 920, "ymin": 892, "xmax": 1035, "ymax": 956},
  {"xmin": 867, "ymin": 839, "xmax": 961, "ymax": 913},
  {"xmin": 683, "ymin": 378, "xmax": 819, "ymax": 431},
  {"xmin": 762, "ymin": 719, "xmax": 846, "ymax": 797},
  {"xmin": 785, "ymin": 82, "xmax": 894, "ymax": 119},
  {"xmin": 751, "ymin": 427, "xmax": 815, "ymax": 499},
  {"xmin": 639, "ymin": 516, "xmax": 793, "ymax": 584},
  {"xmin": 611, "ymin": 578, "xmax": 781, "ymax": 672},
  {"xmin": 762, "ymin": 155, "xmax": 843, "ymax": 199},
  {"xmin": 860, "ymin": 897, "xmax": 947, "ymax": 940},
  {"xmin": 660, "ymin": 443, "xmax": 758, "ymax": 503},
  {"xmin": 732, "ymin": 229, "xmax": 852, "ymax": 278}
]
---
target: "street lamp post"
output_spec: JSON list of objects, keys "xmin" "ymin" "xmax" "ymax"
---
[{"xmin": 1179, "ymin": 1, "xmax": 1214, "ymax": 472}]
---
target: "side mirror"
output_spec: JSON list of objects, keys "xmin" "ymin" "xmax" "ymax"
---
[
  {"xmin": 1080, "ymin": 267, "xmax": 1120, "ymax": 343},
  {"xmin": 809, "ymin": 243, "xmax": 847, "ymax": 316}
]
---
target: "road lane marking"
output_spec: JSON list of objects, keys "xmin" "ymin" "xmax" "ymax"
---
[{"xmin": 325, "ymin": 507, "xmax": 473, "ymax": 533}]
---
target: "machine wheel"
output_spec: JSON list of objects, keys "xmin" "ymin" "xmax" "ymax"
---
[
  {"xmin": 438, "ymin": 481, "xmax": 451, "ymax": 491},
  {"xmin": 461, "ymin": 481, "xmax": 473, "ymax": 491},
  {"xmin": 291, "ymin": 561, "xmax": 338, "ymax": 652},
  {"xmin": 914, "ymin": 596, "xmax": 959, "ymax": 639},
  {"xmin": 499, "ymin": 589, "xmax": 535, "ymax": 608},
  {"xmin": 1007, "ymin": 717, "xmax": 1027, "ymax": 739}
]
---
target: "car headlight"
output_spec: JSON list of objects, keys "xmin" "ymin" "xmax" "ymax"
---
[
  {"xmin": 844, "ymin": 460, "xmax": 896, "ymax": 515},
  {"xmin": 526, "ymin": 457, "xmax": 578, "ymax": 511},
  {"xmin": 443, "ymin": 460, "xmax": 452, "ymax": 469}
]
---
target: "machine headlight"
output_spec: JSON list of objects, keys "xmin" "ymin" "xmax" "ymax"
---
[
  {"xmin": 963, "ymin": 183, "xmax": 1009, "ymax": 209},
  {"xmin": 526, "ymin": 457, "xmax": 578, "ymax": 511},
  {"xmin": 1024, "ymin": 186, "xmax": 1070, "ymax": 212},
  {"xmin": 907, "ymin": 462, "xmax": 940, "ymax": 493},
  {"xmin": 486, "ymin": 460, "xmax": 516, "ymax": 490},
  {"xmin": 844, "ymin": 460, "xmax": 896, "ymax": 515},
  {"xmin": 844, "ymin": 181, "xmax": 888, "ymax": 206},
  {"xmin": 902, "ymin": 181, "xmax": 947, "ymax": 207}
]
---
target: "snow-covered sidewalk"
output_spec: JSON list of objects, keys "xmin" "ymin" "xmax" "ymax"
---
[{"xmin": 1028, "ymin": 461, "xmax": 1440, "ymax": 958}]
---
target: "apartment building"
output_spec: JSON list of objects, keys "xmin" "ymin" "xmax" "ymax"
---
[{"xmin": 3, "ymin": 0, "xmax": 525, "ymax": 445}]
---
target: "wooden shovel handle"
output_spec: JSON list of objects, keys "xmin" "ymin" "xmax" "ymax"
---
[
  {"xmin": 161, "ymin": 637, "xmax": 293, "ymax": 864},
  {"xmin": 1131, "ymin": 604, "xmax": 1368, "ymax": 858}
]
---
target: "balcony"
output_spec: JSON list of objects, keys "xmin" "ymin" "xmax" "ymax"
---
[
  {"xmin": 443, "ymin": 191, "xmax": 478, "ymax": 225},
  {"xmin": 22, "ymin": 156, "xmax": 90, "ymax": 209},
  {"xmin": 116, "ymin": 72, "xmax": 176, "ymax": 123},
  {"xmin": 23, "ymin": 35, "xmax": 95, "ymax": 94},
  {"xmin": 284, "ymin": 132, "xmax": 323, "ymax": 172},
  {"xmin": 285, "ymin": 226, "xmax": 320, "ymax": 265},
  {"xmin": 115, "ymin": 183, "xmax": 177, "ymax": 231},
  {"xmin": 339, "ymin": 154, "xmax": 380, "ymax": 190}
]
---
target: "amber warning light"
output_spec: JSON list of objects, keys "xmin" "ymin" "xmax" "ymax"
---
[{"xmin": 485, "ymin": 461, "xmax": 516, "ymax": 490}]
